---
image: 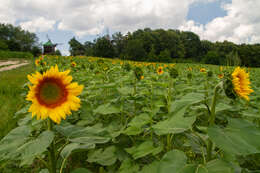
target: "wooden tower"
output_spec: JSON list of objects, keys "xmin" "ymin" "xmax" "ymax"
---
[{"xmin": 43, "ymin": 39, "xmax": 57, "ymax": 55}]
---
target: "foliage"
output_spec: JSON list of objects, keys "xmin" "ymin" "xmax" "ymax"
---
[
  {"xmin": 69, "ymin": 28, "xmax": 260, "ymax": 67},
  {"xmin": 0, "ymin": 50, "xmax": 33, "ymax": 60},
  {"xmin": 1, "ymin": 56, "xmax": 260, "ymax": 172},
  {"xmin": 69, "ymin": 37, "xmax": 86, "ymax": 56},
  {"xmin": 0, "ymin": 23, "xmax": 41, "ymax": 55}
]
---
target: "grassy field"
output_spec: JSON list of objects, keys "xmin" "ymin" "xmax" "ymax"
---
[{"xmin": 0, "ymin": 62, "xmax": 34, "ymax": 139}]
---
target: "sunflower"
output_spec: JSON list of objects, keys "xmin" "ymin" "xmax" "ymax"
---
[
  {"xmin": 157, "ymin": 66, "xmax": 164, "ymax": 75},
  {"xmin": 71, "ymin": 61, "xmax": 77, "ymax": 67},
  {"xmin": 26, "ymin": 65, "xmax": 84, "ymax": 123},
  {"xmin": 231, "ymin": 67, "xmax": 253, "ymax": 101},
  {"xmin": 200, "ymin": 68, "xmax": 206, "ymax": 73},
  {"xmin": 218, "ymin": 74, "xmax": 224, "ymax": 79},
  {"xmin": 35, "ymin": 59, "xmax": 40, "ymax": 66}
]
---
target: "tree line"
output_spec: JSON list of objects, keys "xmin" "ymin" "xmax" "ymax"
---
[
  {"xmin": 69, "ymin": 28, "xmax": 260, "ymax": 67},
  {"xmin": 0, "ymin": 23, "xmax": 42, "ymax": 56},
  {"xmin": 0, "ymin": 23, "xmax": 63, "ymax": 56}
]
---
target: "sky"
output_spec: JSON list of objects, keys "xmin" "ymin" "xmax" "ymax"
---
[{"xmin": 1, "ymin": 0, "xmax": 259, "ymax": 55}]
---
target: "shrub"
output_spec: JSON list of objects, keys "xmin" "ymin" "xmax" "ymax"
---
[{"xmin": 0, "ymin": 50, "xmax": 33, "ymax": 60}]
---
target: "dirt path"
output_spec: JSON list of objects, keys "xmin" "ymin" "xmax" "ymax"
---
[
  {"xmin": 0, "ymin": 61, "xmax": 29, "ymax": 72},
  {"xmin": 0, "ymin": 60, "xmax": 20, "ymax": 67}
]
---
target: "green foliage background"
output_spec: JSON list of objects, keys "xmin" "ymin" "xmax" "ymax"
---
[{"xmin": 1, "ymin": 56, "xmax": 260, "ymax": 173}]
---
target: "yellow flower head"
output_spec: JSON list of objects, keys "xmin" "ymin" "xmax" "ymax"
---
[
  {"xmin": 39, "ymin": 56, "xmax": 44, "ymax": 61},
  {"xmin": 157, "ymin": 66, "xmax": 164, "ymax": 75},
  {"xmin": 140, "ymin": 75, "xmax": 144, "ymax": 80},
  {"xmin": 187, "ymin": 67, "xmax": 192, "ymax": 71},
  {"xmin": 35, "ymin": 59, "xmax": 40, "ymax": 66},
  {"xmin": 218, "ymin": 74, "xmax": 224, "ymax": 79},
  {"xmin": 71, "ymin": 61, "xmax": 77, "ymax": 67},
  {"xmin": 26, "ymin": 65, "xmax": 84, "ymax": 123},
  {"xmin": 231, "ymin": 67, "xmax": 253, "ymax": 101},
  {"xmin": 200, "ymin": 68, "xmax": 206, "ymax": 73}
]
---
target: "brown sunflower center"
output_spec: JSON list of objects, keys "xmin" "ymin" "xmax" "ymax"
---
[{"xmin": 36, "ymin": 77, "xmax": 68, "ymax": 108}]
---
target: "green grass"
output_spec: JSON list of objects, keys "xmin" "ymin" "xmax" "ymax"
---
[{"xmin": 0, "ymin": 62, "xmax": 34, "ymax": 139}]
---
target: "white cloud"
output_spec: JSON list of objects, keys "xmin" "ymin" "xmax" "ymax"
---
[
  {"xmin": 57, "ymin": 0, "xmax": 195, "ymax": 37},
  {"xmin": 179, "ymin": 0, "xmax": 260, "ymax": 44},
  {"xmin": 0, "ymin": 0, "xmax": 206, "ymax": 36},
  {"xmin": 20, "ymin": 17, "xmax": 56, "ymax": 32},
  {"xmin": 1, "ymin": 0, "xmax": 260, "ymax": 44}
]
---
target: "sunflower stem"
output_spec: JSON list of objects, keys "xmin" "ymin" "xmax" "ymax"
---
[
  {"xmin": 134, "ymin": 76, "xmax": 137, "ymax": 116},
  {"xmin": 48, "ymin": 119, "xmax": 57, "ymax": 173},
  {"xmin": 207, "ymin": 82, "xmax": 222, "ymax": 161},
  {"xmin": 167, "ymin": 78, "xmax": 173, "ymax": 113}
]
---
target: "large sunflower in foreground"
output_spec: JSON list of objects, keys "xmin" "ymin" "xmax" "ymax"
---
[
  {"xmin": 26, "ymin": 65, "xmax": 84, "ymax": 123},
  {"xmin": 232, "ymin": 67, "xmax": 253, "ymax": 101}
]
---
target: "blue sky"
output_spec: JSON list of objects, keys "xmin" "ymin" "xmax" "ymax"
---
[
  {"xmin": 187, "ymin": 0, "xmax": 229, "ymax": 25},
  {"xmin": 1, "ymin": 0, "xmax": 259, "ymax": 55}
]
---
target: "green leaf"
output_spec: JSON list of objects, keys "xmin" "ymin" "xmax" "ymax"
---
[
  {"xmin": 17, "ymin": 130, "xmax": 54, "ymax": 166},
  {"xmin": 125, "ymin": 141, "xmax": 163, "ymax": 160},
  {"xmin": 61, "ymin": 143, "xmax": 95, "ymax": 159},
  {"xmin": 124, "ymin": 113, "xmax": 151, "ymax": 135},
  {"xmin": 170, "ymin": 93, "xmax": 204, "ymax": 113},
  {"xmin": 55, "ymin": 124, "xmax": 83, "ymax": 137},
  {"xmin": 14, "ymin": 105, "xmax": 30, "ymax": 118},
  {"xmin": 39, "ymin": 169, "xmax": 49, "ymax": 173},
  {"xmin": 140, "ymin": 161, "xmax": 160, "ymax": 173},
  {"xmin": 117, "ymin": 86, "xmax": 134, "ymax": 95},
  {"xmin": 178, "ymin": 164, "xmax": 207, "ymax": 173},
  {"xmin": 205, "ymin": 159, "xmax": 233, "ymax": 173},
  {"xmin": 71, "ymin": 168, "xmax": 93, "ymax": 173},
  {"xmin": 158, "ymin": 150, "xmax": 187, "ymax": 173},
  {"xmin": 152, "ymin": 113, "xmax": 196, "ymax": 135},
  {"xmin": 57, "ymin": 123, "xmax": 111, "ymax": 145},
  {"xmin": 0, "ymin": 126, "xmax": 31, "ymax": 160},
  {"xmin": 69, "ymin": 136, "xmax": 110, "ymax": 145},
  {"xmin": 215, "ymin": 103, "xmax": 233, "ymax": 113},
  {"xmin": 87, "ymin": 146, "xmax": 117, "ymax": 166},
  {"xmin": 94, "ymin": 103, "xmax": 120, "ymax": 115},
  {"xmin": 118, "ymin": 158, "xmax": 139, "ymax": 173},
  {"xmin": 208, "ymin": 118, "xmax": 260, "ymax": 155},
  {"xmin": 17, "ymin": 114, "xmax": 31, "ymax": 126}
]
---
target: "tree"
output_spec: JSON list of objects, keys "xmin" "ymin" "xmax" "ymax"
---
[
  {"xmin": 68, "ymin": 37, "xmax": 85, "ymax": 56},
  {"xmin": 0, "ymin": 40, "xmax": 8, "ymax": 50},
  {"xmin": 84, "ymin": 41, "xmax": 94, "ymax": 56},
  {"xmin": 93, "ymin": 36, "xmax": 115, "ymax": 58},
  {"xmin": 202, "ymin": 50, "xmax": 222, "ymax": 65},
  {"xmin": 125, "ymin": 39, "xmax": 146, "ymax": 61},
  {"xmin": 0, "ymin": 23, "xmax": 39, "ymax": 53},
  {"xmin": 55, "ymin": 49, "xmax": 62, "ymax": 56},
  {"xmin": 158, "ymin": 49, "xmax": 172, "ymax": 63},
  {"xmin": 147, "ymin": 45, "xmax": 157, "ymax": 62},
  {"xmin": 112, "ymin": 32, "xmax": 126, "ymax": 57},
  {"xmin": 180, "ymin": 31, "xmax": 201, "ymax": 58},
  {"xmin": 31, "ymin": 46, "xmax": 42, "ymax": 56}
]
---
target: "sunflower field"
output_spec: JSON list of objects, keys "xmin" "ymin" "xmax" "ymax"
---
[{"xmin": 0, "ymin": 55, "xmax": 260, "ymax": 173}]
